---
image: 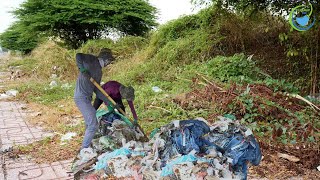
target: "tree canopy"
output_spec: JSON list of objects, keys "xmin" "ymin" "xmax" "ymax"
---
[
  {"xmin": 1, "ymin": 0, "xmax": 157, "ymax": 50},
  {"xmin": 192, "ymin": 0, "xmax": 319, "ymax": 16},
  {"xmin": 0, "ymin": 21, "xmax": 41, "ymax": 53}
]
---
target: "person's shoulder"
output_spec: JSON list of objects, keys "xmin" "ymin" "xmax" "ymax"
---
[
  {"xmin": 76, "ymin": 53, "xmax": 96, "ymax": 60},
  {"xmin": 106, "ymin": 80, "xmax": 121, "ymax": 86},
  {"xmin": 103, "ymin": 81, "xmax": 121, "ymax": 88}
]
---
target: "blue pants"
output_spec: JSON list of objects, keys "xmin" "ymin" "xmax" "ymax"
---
[{"xmin": 74, "ymin": 96, "xmax": 98, "ymax": 149}]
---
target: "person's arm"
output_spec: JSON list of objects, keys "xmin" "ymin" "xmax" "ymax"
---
[
  {"xmin": 127, "ymin": 100, "xmax": 138, "ymax": 121},
  {"xmin": 93, "ymin": 97, "xmax": 103, "ymax": 110},
  {"xmin": 94, "ymin": 85, "xmax": 110, "ymax": 105},
  {"xmin": 76, "ymin": 53, "xmax": 87, "ymax": 72}
]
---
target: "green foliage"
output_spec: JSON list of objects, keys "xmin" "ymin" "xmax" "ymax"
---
[
  {"xmin": 228, "ymin": 86, "xmax": 320, "ymax": 144},
  {"xmin": 204, "ymin": 54, "xmax": 261, "ymax": 82},
  {"xmin": 262, "ymin": 78, "xmax": 300, "ymax": 93},
  {"xmin": 0, "ymin": 22, "xmax": 42, "ymax": 53},
  {"xmin": 8, "ymin": 5, "xmax": 319, "ymax": 145},
  {"xmin": 13, "ymin": 0, "xmax": 157, "ymax": 49},
  {"xmin": 193, "ymin": 0, "xmax": 319, "ymax": 16},
  {"xmin": 81, "ymin": 36, "xmax": 148, "ymax": 59},
  {"xmin": 149, "ymin": 7, "xmax": 216, "ymax": 55}
]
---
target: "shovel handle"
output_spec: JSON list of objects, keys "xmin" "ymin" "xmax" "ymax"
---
[{"xmin": 89, "ymin": 77, "xmax": 126, "ymax": 115}]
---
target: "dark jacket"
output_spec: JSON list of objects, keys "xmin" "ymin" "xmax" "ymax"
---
[{"xmin": 74, "ymin": 53, "xmax": 108, "ymax": 104}]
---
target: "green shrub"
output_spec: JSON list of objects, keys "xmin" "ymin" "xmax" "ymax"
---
[{"xmin": 204, "ymin": 54, "xmax": 262, "ymax": 82}]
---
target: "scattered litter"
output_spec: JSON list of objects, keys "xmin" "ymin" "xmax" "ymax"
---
[
  {"xmin": 80, "ymin": 148, "xmax": 97, "ymax": 163},
  {"xmin": 50, "ymin": 74, "xmax": 58, "ymax": 79},
  {"xmin": 72, "ymin": 147, "xmax": 98, "ymax": 173},
  {"xmin": 18, "ymin": 171, "xmax": 28, "ymax": 176},
  {"xmin": 161, "ymin": 154, "xmax": 198, "ymax": 177},
  {"xmin": 73, "ymin": 113, "xmax": 262, "ymax": 180},
  {"xmin": 20, "ymin": 105, "xmax": 27, "ymax": 110},
  {"xmin": 98, "ymin": 136, "xmax": 117, "ymax": 151},
  {"xmin": 31, "ymin": 112, "xmax": 42, "ymax": 117},
  {"xmin": 6, "ymin": 89, "xmax": 19, "ymax": 97},
  {"xmin": 277, "ymin": 153, "xmax": 300, "ymax": 162},
  {"xmin": 49, "ymin": 80, "xmax": 58, "ymax": 88},
  {"xmin": 60, "ymin": 132, "xmax": 77, "ymax": 143},
  {"xmin": 0, "ymin": 93, "xmax": 10, "ymax": 99},
  {"xmin": 66, "ymin": 118, "xmax": 81, "ymax": 126},
  {"xmin": 61, "ymin": 83, "xmax": 72, "ymax": 90},
  {"xmin": 317, "ymin": 165, "xmax": 320, "ymax": 172},
  {"xmin": 152, "ymin": 86, "xmax": 162, "ymax": 93}
]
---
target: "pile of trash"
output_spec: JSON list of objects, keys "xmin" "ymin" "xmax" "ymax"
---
[{"xmin": 72, "ymin": 111, "xmax": 262, "ymax": 180}]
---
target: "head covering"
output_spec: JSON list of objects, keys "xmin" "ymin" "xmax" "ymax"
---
[
  {"xmin": 119, "ymin": 85, "xmax": 135, "ymax": 101},
  {"xmin": 98, "ymin": 48, "xmax": 115, "ymax": 66}
]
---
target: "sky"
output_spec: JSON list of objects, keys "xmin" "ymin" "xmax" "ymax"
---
[
  {"xmin": 0, "ymin": 0, "xmax": 25, "ymax": 33},
  {"xmin": 0, "ymin": 0, "xmax": 198, "ymax": 33}
]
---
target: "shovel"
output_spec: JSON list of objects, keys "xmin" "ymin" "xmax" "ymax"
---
[{"xmin": 89, "ymin": 76, "xmax": 149, "ymax": 141}]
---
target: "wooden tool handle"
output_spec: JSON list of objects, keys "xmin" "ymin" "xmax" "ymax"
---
[{"xmin": 90, "ymin": 77, "xmax": 127, "ymax": 115}]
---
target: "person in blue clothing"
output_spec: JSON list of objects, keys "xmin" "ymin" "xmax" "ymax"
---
[{"xmin": 74, "ymin": 48, "xmax": 115, "ymax": 149}]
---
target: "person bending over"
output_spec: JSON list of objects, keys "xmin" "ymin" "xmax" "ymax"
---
[{"xmin": 93, "ymin": 80, "xmax": 138, "ymax": 123}]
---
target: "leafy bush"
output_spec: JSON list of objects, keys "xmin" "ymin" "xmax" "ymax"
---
[
  {"xmin": 204, "ymin": 54, "xmax": 262, "ymax": 82},
  {"xmin": 81, "ymin": 36, "xmax": 148, "ymax": 59}
]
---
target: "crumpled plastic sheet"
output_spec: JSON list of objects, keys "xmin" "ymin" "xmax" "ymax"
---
[
  {"xmin": 204, "ymin": 116, "xmax": 262, "ymax": 179},
  {"xmin": 89, "ymin": 116, "xmax": 261, "ymax": 180},
  {"xmin": 72, "ymin": 147, "xmax": 97, "ymax": 172},
  {"xmin": 94, "ymin": 147, "xmax": 131, "ymax": 170},
  {"xmin": 161, "ymin": 154, "xmax": 198, "ymax": 177}
]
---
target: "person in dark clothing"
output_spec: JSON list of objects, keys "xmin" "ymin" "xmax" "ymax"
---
[
  {"xmin": 74, "ymin": 48, "xmax": 115, "ymax": 149},
  {"xmin": 93, "ymin": 80, "xmax": 138, "ymax": 122}
]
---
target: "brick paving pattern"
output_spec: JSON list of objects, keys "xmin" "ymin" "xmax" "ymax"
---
[{"xmin": 0, "ymin": 101, "xmax": 73, "ymax": 180}]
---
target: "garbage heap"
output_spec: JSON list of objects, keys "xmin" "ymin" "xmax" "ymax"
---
[{"xmin": 76, "ymin": 111, "xmax": 262, "ymax": 180}]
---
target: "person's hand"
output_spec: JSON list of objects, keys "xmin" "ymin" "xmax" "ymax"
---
[
  {"xmin": 82, "ymin": 71, "xmax": 91, "ymax": 79},
  {"xmin": 79, "ymin": 68, "xmax": 90, "ymax": 78},
  {"xmin": 79, "ymin": 67, "xmax": 88, "ymax": 73},
  {"xmin": 133, "ymin": 119, "xmax": 138, "ymax": 127}
]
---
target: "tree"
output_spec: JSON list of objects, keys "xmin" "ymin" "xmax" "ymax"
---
[
  {"xmin": 192, "ymin": 0, "xmax": 319, "ymax": 16},
  {"xmin": 14, "ymin": 0, "xmax": 157, "ymax": 49},
  {"xmin": 0, "ymin": 22, "xmax": 41, "ymax": 54}
]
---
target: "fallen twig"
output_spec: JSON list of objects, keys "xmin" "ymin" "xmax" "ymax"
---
[{"xmin": 285, "ymin": 93, "xmax": 320, "ymax": 111}]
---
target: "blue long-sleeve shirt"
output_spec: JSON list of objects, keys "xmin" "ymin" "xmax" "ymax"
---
[{"xmin": 74, "ymin": 53, "xmax": 109, "ymax": 104}]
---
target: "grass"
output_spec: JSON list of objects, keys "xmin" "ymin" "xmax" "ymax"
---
[
  {"xmin": 2, "ymin": 6, "xmax": 319, "ymax": 163},
  {"xmin": 16, "ymin": 80, "xmax": 75, "ymax": 106}
]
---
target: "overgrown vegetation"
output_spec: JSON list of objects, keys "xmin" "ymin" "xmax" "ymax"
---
[
  {"xmin": 2, "ymin": 5, "xmax": 319, "ymax": 170},
  {"xmin": 0, "ymin": 0, "xmax": 157, "ymax": 50}
]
